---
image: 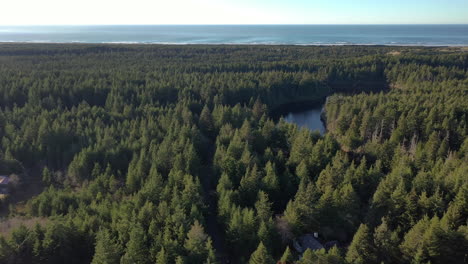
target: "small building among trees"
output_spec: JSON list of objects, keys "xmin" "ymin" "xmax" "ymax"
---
[
  {"xmin": 0, "ymin": 175, "xmax": 10, "ymax": 198},
  {"xmin": 293, "ymin": 233, "xmax": 324, "ymax": 253}
]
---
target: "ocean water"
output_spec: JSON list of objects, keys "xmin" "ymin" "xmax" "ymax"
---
[{"xmin": 0, "ymin": 25, "xmax": 467, "ymax": 46}]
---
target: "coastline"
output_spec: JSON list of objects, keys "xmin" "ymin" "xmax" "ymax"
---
[
  {"xmin": 1, "ymin": 41, "xmax": 468, "ymax": 47},
  {"xmin": 2, "ymin": 24, "xmax": 467, "ymax": 47}
]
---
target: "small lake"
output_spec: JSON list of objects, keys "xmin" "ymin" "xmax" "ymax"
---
[
  {"xmin": 271, "ymin": 99, "xmax": 328, "ymax": 134},
  {"xmin": 282, "ymin": 105, "xmax": 326, "ymax": 134}
]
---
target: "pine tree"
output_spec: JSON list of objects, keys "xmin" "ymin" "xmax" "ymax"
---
[
  {"xmin": 441, "ymin": 185, "xmax": 468, "ymax": 230},
  {"xmin": 400, "ymin": 216, "xmax": 430, "ymax": 262},
  {"xmin": 42, "ymin": 167, "xmax": 53, "ymax": 185},
  {"xmin": 289, "ymin": 129, "xmax": 313, "ymax": 167},
  {"xmin": 257, "ymin": 219, "xmax": 276, "ymax": 251},
  {"xmin": 295, "ymin": 160, "xmax": 309, "ymax": 182},
  {"xmin": 248, "ymin": 242, "xmax": 274, "ymax": 264},
  {"xmin": 240, "ymin": 120, "xmax": 253, "ymax": 142},
  {"xmin": 252, "ymin": 98, "xmax": 266, "ymax": 120},
  {"xmin": 327, "ymin": 246, "xmax": 345, "ymax": 264},
  {"xmin": 345, "ymin": 224, "xmax": 377, "ymax": 264},
  {"xmin": 299, "ymin": 247, "xmax": 345, "ymax": 264},
  {"xmin": 262, "ymin": 161, "xmax": 279, "ymax": 196},
  {"xmin": 155, "ymin": 248, "xmax": 168, "ymax": 264},
  {"xmin": 373, "ymin": 218, "xmax": 400, "ymax": 263},
  {"xmin": 200, "ymin": 105, "xmax": 215, "ymax": 136},
  {"xmin": 205, "ymin": 238, "xmax": 217, "ymax": 264},
  {"xmin": 298, "ymin": 249, "xmax": 314, "ymax": 264},
  {"xmin": 239, "ymin": 164, "xmax": 261, "ymax": 205},
  {"xmin": 126, "ymin": 153, "xmax": 142, "ymax": 193},
  {"xmin": 185, "ymin": 221, "xmax": 210, "ymax": 263},
  {"xmin": 120, "ymin": 224, "xmax": 149, "ymax": 264},
  {"xmin": 255, "ymin": 191, "xmax": 272, "ymax": 222},
  {"xmin": 91, "ymin": 228, "xmax": 121, "ymax": 264},
  {"xmin": 278, "ymin": 246, "xmax": 294, "ymax": 264},
  {"xmin": 226, "ymin": 131, "xmax": 244, "ymax": 159}
]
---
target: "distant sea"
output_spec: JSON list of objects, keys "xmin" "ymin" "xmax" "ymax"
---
[{"xmin": 0, "ymin": 25, "xmax": 467, "ymax": 46}]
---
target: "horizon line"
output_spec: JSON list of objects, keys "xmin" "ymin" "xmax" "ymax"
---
[{"xmin": 1, "ymin": 23, "xmax": 468, "ymax": 26}]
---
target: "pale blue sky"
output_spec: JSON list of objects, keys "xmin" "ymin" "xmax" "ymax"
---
[{"xmin": 1, "ymin": 0, "xmax": 467, "ymax": 25}]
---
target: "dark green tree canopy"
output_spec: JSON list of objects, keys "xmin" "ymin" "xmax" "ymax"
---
[{"xmin": 0, "ymin": 44, "xmax": 466, "ymax": 264}]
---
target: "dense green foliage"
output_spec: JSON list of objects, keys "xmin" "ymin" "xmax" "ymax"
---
[{"xmin": 0, "ymin": 44, "xmax": 466, "ymax": 264}]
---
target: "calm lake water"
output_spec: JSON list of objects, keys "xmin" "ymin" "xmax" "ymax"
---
[
  {"xmin": 283, "ymin": 105, "xmax": 326, "ymax": 134},
  {"xmin": 1, "ymin": 25, "xmax": 468, "ymax": 46}
]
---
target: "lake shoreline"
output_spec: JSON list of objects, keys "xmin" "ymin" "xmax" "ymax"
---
[
  {"xmin": 270, "ymin": 96, "xmax": 328, "ymax": 134},
  {"xmin": 269, "ymin": 96, "xmax": 327, "ymax": 119}
]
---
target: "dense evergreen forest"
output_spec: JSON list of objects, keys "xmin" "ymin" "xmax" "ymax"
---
[{"xmin": 0, "ymin": 44, "xmax": 466, "ymax": 264}]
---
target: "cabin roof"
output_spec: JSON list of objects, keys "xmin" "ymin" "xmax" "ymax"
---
[
  {"xmin": 294, "ymin": 234, "xmax": 324, "ymax": 253},
  {"xmin": 0, "ymin": 176, "xmax": 9, "ymax": 185}
]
